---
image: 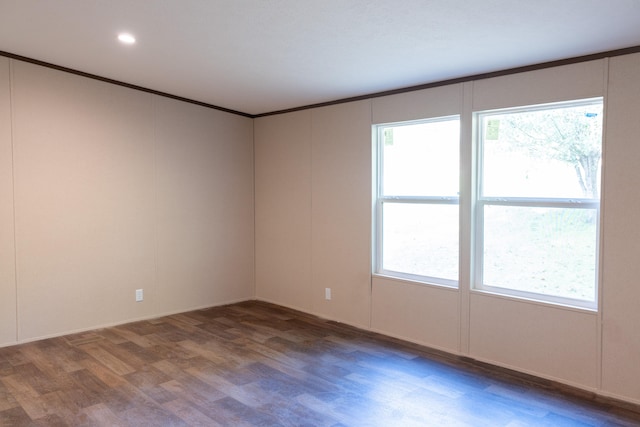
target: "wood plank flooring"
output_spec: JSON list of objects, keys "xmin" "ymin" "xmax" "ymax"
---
[{"xmin": 1, "ymin": 301, "xmax": 639, "ymax": 426}]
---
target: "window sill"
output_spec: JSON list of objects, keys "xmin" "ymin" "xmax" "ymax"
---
[
  {"xmin": 470, "ymin": 287, "xmax": 598, "ymax": 313},
  {"xmin": 372, "ymin": 273, "xmax": 459, "ymax": 292}
]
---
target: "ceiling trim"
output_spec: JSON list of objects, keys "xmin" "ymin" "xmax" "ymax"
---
[
  {"xmin": 2, "ymin": 45, "xmax": 640, "ymax": 119},
  {"xmin": 254, "ymin": 45, "xmax": 640, "ymax": 118},
  {"xmin": 0, "ymin": 49, "xmax": 253, "ymax": 118}
]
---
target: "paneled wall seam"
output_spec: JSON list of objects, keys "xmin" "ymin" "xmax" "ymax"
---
[
  {"xmin": 151, "ymin": 95, "xmax": 160, "ymax": 313},
  {"xmin": 596, "ymin": 57, "xmax": 610, "ymax": 391},
  {"xmin": 252, "ymin": 119, "xmax": 257, "ymax": 298},
  {"xmin": 308, "ymin": 111, "xmax": 313, "ymax": 312},
  {"xmin": 8, "ymin": 59, "xmax": 18, "ymax": 342}
]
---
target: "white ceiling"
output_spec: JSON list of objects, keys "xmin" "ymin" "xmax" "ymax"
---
[{"xmin": 1, "ymin": 1, "xmax": 639, "ymax": 116}]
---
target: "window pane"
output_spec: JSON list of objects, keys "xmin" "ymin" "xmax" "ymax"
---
[
  {"xmin": 382, "ymin": 119, "xmax": 460, "ymax": 197},
  {"xmin": 483, "ymin": 205, "xmax": 597, "ymax": 301},
  {"xmin": 382, "ymin": 203, "xmax": 458, "ymax": 281},
  {"xmin": 481, "ymin": 103, "xmax": 603, "ymax": 199}
]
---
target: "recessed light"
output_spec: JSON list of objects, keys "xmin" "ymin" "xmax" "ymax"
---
[{"xmin": 117, "ymin": 33, "xmax": 136, "ymax": 45}]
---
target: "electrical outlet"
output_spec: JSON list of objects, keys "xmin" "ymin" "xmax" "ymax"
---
[
  {"xmin": 325, "ymin": 288, "xmax": 331, "ymax": 300},
  {"xmin": 135, "ymin": 289, "xmax": 143, "ymax": 302}
]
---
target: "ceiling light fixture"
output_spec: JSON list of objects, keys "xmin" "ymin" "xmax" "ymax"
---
[{"xmin": 117, "ymin": 33, "xmax": 136, "ymax": 45}]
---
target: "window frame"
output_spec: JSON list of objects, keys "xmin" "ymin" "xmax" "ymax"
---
[
  {"xmin": 373, "ymin": 115, "xmax": 461, "ymax": 288},
  {"xmin": 472, "ymin": 98, "xmax": 603, "ymax": 310}
]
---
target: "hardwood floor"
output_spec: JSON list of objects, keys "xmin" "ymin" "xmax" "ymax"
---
[{"xmin": 1, "ymin": 301, "xmax": 639, "ymax": 426}]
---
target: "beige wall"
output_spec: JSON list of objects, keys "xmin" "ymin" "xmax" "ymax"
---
[
  {"xmin": 601, "ymin": 53, "xmax": 640, "ymax": 401},
  {"xmin": 310, "ymin": 101, "xmax": 372, "ymax": 327},
  {"xmin": 1, "ymin": 60, "xmax": 254, "ymax": 343},
  {"xmin": 0, "ymin": 57, "xmax": 16, "ymax": 346},
  {"xmin": 255, "ymin": 54, "xmax": 640, "ymax": 404},
  {"xmin": 255, "ymin": 101, "xmax": 372, "ymax": 327},
  {"xmin": 255, "ymin": 111, "xmax": 312, "ymax": 310},
  {"xmin": 154, "ymin": 96, "xmax": 255, "ymax": 312}
]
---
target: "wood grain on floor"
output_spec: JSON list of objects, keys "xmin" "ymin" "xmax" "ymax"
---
[{"xmin": 0, "ymin": 301, "xmax": 638, "ymax": 426}]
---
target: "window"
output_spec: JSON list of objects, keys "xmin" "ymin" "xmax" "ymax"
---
[
  {"xmin": 475, "ymin": 99, "xmax": 603, "ymax": 308},
  {"xmin": 372, "ymin": 98, "xmax": 602, "ymax": 309},
  {"xmin": 374, "ymin": 117, "xmax": 460, "ymax": 286}
]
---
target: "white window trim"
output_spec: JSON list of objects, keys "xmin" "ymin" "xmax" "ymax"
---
[
  {"xmin": 373, "ymin": 116, "xmax": 461, "ymax": 288},
  {"xmin": 472, "ymin": 98, "xmax": 603, "ymax": 310}
]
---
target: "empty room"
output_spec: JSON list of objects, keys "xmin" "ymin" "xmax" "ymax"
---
[{"xmin": 2, "ymin": 1, "xmax": 640, "ymax": 425}]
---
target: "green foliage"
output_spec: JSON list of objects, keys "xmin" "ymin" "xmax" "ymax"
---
[{"xmin": 498, "ymin": 104, "xmax": 603, "ymax": 198}]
